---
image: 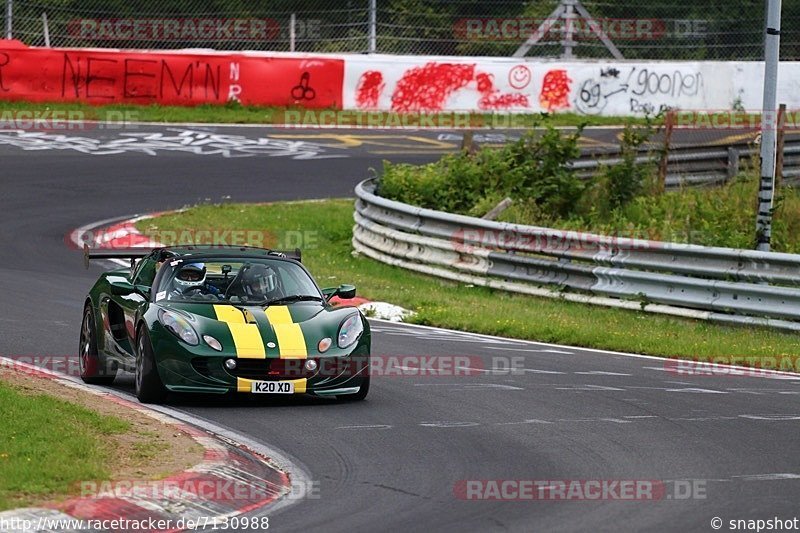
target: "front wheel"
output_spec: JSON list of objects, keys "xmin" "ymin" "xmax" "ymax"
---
[
  {"xmin": 79, "ymin": 306, "xmax": 115, "ymax": 385},
  {"xmin": 135, "ymin": 327, "xmax": 168, "ymax": 404}
]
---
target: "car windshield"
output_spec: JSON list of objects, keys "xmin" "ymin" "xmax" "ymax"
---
[{"xmin": 154, "ymin": 257, "xmax": 322, "ymax": 304}]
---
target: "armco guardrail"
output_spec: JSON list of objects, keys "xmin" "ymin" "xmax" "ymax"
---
[
  {"xmin": 353, "ymin": 178, "xmax": 800, "ymax": 333},
  {"xmin": 574, "ymin": 138, "xmax": 800, "ymax": 189}
]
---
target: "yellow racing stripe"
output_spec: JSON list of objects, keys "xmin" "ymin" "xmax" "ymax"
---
[
  {"xmin": 214, "ymin": 304, "xmax": 245, "ymax": 324},
  {"xmin": 214, "ymin": 305, "xmax": 265, "ymax": 359},
  {"xmin": 265, "ymin": 306, "xmax": 308, "ymax": 359}
]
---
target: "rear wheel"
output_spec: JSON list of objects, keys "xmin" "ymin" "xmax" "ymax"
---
[
  {"xmin": 135, "ymin": 327, "xmax": 168, "ymax": 404},
  {"xmin": 337, "ymin": 374, "xmax": 370, "ymax": 402},
  {"xmin": 79, "ymin": 306, "xmax": 115, "ymax": 385}
]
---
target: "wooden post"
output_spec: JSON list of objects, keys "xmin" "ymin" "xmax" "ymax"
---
[
  {"xmin": 482, "ymin": 198, "xmax": 513, "ymax": 220},
  {"xmin": 461, "ymin": 130, "xmax": 477, "ymax": 155},
  {"xmin": 657, "ymin": 110, "xmax": 675, "ymax": 193}
]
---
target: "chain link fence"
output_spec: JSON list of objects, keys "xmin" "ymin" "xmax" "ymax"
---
[{"xmin": 3, "ymin": 0, "xmax": 799, "ymax": 60}]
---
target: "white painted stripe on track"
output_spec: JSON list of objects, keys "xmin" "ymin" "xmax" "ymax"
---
[
  {"xmin": 369, "ymin": 318, "xmax": 800, "ymax": 380},
  {"xmin": 484, "ymin": 346, "xmax": 572, "ymax": 354}
]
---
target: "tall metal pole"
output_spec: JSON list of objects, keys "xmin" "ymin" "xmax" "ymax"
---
[
  {"xmin": 561, "ymin": 0, "xmax": 576, "ymax": 59},
  {"xmin": 42, "ymin": 12, "xmax": 50, "ymax": 47},
  {"xmin": 289, "ymin": 13, "xmax": 296, "ymax": 52},
  {"xmin": 368, "ymin": 0, "xmax": 377, "ymax": 53},
  {"xmin": 755, "ymin": 0, "xmax": 782, "ymax": 252},
  {"xmin": 5, "ymin": 0, "xmax": 12, "ymax": 39}
]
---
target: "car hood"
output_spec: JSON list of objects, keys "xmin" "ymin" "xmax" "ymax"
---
[{"xmin": 161, "ymin": 302, "xmax": 361, "ymax": 358}]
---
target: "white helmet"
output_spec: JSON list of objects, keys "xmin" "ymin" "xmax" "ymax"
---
[{"xmin": 174, "ymin": 263, "xmax": 206, "ymax": 291}]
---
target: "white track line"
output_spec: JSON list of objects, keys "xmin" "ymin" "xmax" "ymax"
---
[{"xmin": 369, "ymin": 318, "xmax": 800, "ymax": 381}]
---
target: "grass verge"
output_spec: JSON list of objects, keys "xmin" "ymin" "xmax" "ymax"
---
[
  {"xmin": 137, "ymin": 199, "xmax": 800, "ymax": 361},
  {"xmin": 0, "ymin": 100, "xmax": 646, "ymax": 128},
  {"xmin": 0, "ymin": 381, "xmax": 128, "ymax": 510},
  {"xmin": 0, "ymin": 370, "xmax": 203, "ymax": 511}
]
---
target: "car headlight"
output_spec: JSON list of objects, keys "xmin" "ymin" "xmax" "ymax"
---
[
  {"xmin": 337, "ymin": 314, "xmax": 363, "ymax": 349},
  {"xmin": 159, "ymin": 309, "xmax": 199, "ymax": 346},
  {"xmin": 203, "ymin": 335, "xmax": 223, "ymax": 351}
]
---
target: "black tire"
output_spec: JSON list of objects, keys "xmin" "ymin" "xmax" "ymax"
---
[
  {"xmin": 337, "ymin": 374, "xmax": 370, "ymax": 401},
  {"xmin": 135, "ymin": 327, "xmax": 168, "ymax": 404},
  {"xmin": 79, "ymin": 305, "xmax": 116, "ymax": 385}
]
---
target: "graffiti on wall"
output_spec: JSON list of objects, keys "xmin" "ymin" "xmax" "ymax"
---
[
  {"xmin": 355, "ymin": 62, "xmax": 530, "ymax": 112},
  {"xmin": 573, "ymin": 65, "xmax": 704, "ymax": 115},
  {"xmin": 0, "ymin": 41, "xmax": 345, "ymax": 108},
  {"xmin": 539, "ymin": 69, "xmax": 572, "ymax": 112},
  {"xmin": 345, "ymin": 57, "xmax": 719, "ymax": 116}
]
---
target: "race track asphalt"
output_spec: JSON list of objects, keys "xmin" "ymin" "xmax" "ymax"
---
[{"xmin": 1, "ymin": 124, "xmax": 799, "ymax": 532}]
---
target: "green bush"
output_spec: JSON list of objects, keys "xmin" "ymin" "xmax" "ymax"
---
[
  {"xmin": 597, "ymin": 121, "xmax": 658, "ymax": 214},
  {"xmin": 378, "ymin": 125, "xmax": 584, "ymax": 220},
  {"xmin": 378, "ymin": 119, "xmax": 800, "ymax": 253},
  {"xmin": 550, "ymin": 174, "xmax": 800, "ymax": 253}
]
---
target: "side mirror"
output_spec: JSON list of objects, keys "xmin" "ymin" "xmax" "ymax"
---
[
  {"xmin": 322, "ymin": 284, "xmax": 357, "ymax": 301},
  {"xmin": 336, "ymin": 284, "xmax": 356, "ymax": 299},
  {"xmin": 109, "ymin": 280, "xmax": 135, "ymax": 296}
]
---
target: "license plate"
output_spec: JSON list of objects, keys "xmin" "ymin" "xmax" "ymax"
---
[{"xmin": 251, "ymin": 381, "xmax": 295, "ymax": 394}]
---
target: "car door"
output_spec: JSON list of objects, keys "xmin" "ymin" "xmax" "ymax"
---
[{"xmin": 103, "ymin": 257, "xmax": 155, "ymax": 362}]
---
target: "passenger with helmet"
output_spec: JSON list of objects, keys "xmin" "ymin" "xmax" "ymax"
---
[
  {"xmin": 239, "ymin": 263, "xmax": 282, "ymax": 301},
  {"xmin": 172, "ymin": 263, "xmax": 220, "ymax": 298}
]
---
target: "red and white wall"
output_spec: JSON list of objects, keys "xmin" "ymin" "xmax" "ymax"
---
[
  {"xmin": 344, "ymin": 55, "xmax": 800, "ymax": 115},
  {"xmin": 0, "ymin": 39, "xmax": 343, "ymax": 108},
  {"xmin": 0, "ymin": 39, "xmax": 798, "ymax": 116}
]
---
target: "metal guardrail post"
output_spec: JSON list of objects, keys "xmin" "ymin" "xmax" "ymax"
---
[
  {"xmin": 657, "ymin": 111, "xmax": 674, "ymax": 192},
  {"xmin": 777, "ymin": 103, "xmax": 787, "ymax": 188},
  {"xmin": 727, "ymin": 147, "xmax": 740, "ymax": 181}
]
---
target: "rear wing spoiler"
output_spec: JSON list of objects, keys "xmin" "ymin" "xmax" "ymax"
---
[
  {"xmin": 83, "ymin": 244, "xmax": 302, "ymax": 268},
  {"xmin": 83, "ymin": 244, "xmax": 152, "ymax": 269},
  {"xmin": 276, "ymin": 248, "xmax": 302, "ymax": 262}
]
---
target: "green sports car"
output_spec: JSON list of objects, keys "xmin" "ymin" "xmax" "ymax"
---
[{"xmin": 79, "ymin": 245, "xmax": 370, "ymax": 403}]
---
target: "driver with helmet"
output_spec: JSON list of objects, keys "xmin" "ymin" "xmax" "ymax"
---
[{"xmin": 172, "ymin": 263, "xmax": 220, "ymax": 298}]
